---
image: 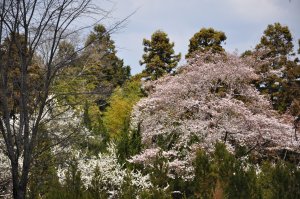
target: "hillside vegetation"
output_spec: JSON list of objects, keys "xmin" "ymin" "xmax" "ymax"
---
[{"xmin": 0, "ymin": 3, "xmax": 300, "ymax": 197}]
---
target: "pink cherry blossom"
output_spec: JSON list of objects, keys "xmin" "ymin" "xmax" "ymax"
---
[{"xmin": 129, "ymin": 52, "xmax": 299, "ymax": 179}]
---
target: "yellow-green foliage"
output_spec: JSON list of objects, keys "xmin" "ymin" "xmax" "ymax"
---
[
  {"xmin": 103, "ymin": 77, "xmax": 144, "ymax": 140},
  {"xmin": 54, "ymin": 65, "xmax": 102, "ymax": 128}
]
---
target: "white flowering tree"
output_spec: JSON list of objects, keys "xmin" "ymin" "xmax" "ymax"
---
[
  {"xmin": 129, "ymin": 52, "xmax": 300, "ymax": 180},
  {"xmin": 58, "ymin": 143, "xmax": 151, "ymax": 198},
  {"xmin": 0, "ymin": 97, "xmax": 92, "ymax": 198},
  {"xmin": 0, "ymin": 0, "xmax": 128, "ymax": 197},
  {"xmin": 0, "ymin": 146, "xmax": 11, "ymax": 198}
]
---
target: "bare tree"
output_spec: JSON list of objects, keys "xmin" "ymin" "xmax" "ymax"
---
[{"xmin": 0, "ymin": 0, "xmax": 123, "ymax": 198}]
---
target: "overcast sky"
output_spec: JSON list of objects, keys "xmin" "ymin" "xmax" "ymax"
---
[{"xmin": 102, "ymin": 0, "xmax": 300, "ymax": 74}]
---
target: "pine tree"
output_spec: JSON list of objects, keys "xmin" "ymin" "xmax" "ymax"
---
[
  {"xmin": 256, "ymin": 22, "xmax": 294, "ymax": 67},
  {"xmin": 186, "ymin": 27, "xmax": 226, "ymax": 58},
  {"xmin": 84, "ymin": 24, "xmax": 130, "ymax": 110},
  {"xmin": 254, "ymin": 23, "xmax": 299, "ymax": 113},
  {"xmin": 140, "ymin": 30, "xmax": 181, "ymax": 80},
  {"xmin": 63, "ymin": 159, "xmax": 85, "ymax": 199},
  {"xmin": 193, "ymin": 149, "xmax": 216, "ymax": 198}
]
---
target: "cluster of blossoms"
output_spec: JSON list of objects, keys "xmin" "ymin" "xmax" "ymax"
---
[
  {"xmin": 43, "ymin": 102, "xmax": 153, "ymax": 197},
  {"xmin": 58, "ymin": 143, "xmax": 151, "ymax": 198},
  {"xmin": 0, "ymin": 98, "xmax": 90, "ymax": 197},
  {"xmin": 130, "ymin": 52, "xmax": 299, "ymax": 179},
  {"xmin": 0, "ymin": 146, "xmax": 11, "ymax": 198}
]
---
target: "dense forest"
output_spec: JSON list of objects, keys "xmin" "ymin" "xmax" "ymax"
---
[{"xmin": 0, "ymin": 0, "xmax": 300, "ymax": 199}]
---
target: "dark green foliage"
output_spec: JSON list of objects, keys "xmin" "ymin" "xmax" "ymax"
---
[
  {"xmin": 0, "ymin": 33, "xmax": 43, "ymax": 116},
  {"xmin": 189, "ymin": 143, "xmax": 262, "ymax": 199},
  {"xmin": 84, "ymin": 24, "xmax": 130, "ymax": 108},
  {"xmin": 63, "ymin": 159, "xmax": 85, "ymax": 199},
  {"xmin": 256, "ymin": 22, "xmax": 294, "ymax": 65},
  {"xmin": 193, "ymin": 150, "xmax": 216, "ymax": 198},
  {"xmin": 148, "ymin": 154, "xmax": 169, "ymax": 189},
  {"xmin": 27, "ymin": 134, "xmax": 61, "ymax": 199},
  {"xmin": 80, "ymin": 101, "xmax": 109, "ymax": 155},
  {"xmin": 129, "ymin": 125, "xmax": 143, "ymax": 155},
  {"xmin": 119, "ymin": 173, "xmax": 139, "ymax": 199},
  {"xmin": 56, "ymin": 40, "xmax": 77, "ymax": 65},
  {"xmin": 284, "ymin": 60, "xmax": 300, "ymax": 116},
  {"xmin": 259, "ymin": 161, "xmax": 300, "ymax": 199},
  {"xmin": 169, "ymin": 177, "xmax": 193, "ymax": 199},
  {"xmin": 88, "ymin": 166, "xmax": 109, "ymax": 199},
  {"xmin": 139, "ymin": 188, "xmax": 173, "ymax": 199},
  {"xmin": 188, "ymin": 143, "xmax": 300, "ymax": 199},
  {"xmin": 117, "ymin": 121, "xmax": 142, "ymax": 165},
  {"xmin": 211, "ymin": 144, "xmax": 261, "ymax": 199},
  {"xmin": 241, "ymin": 50, "xmax": 253, "ymax": 58},
  {"xmin": 253, "ymin": 23, "xmax": 300, "ymax": 113},
  {"xmin": 116, "ymin": 118, "xmax": 131, "ymax": 164},
  {"xmin": 44, "ymin": 161, "xmax": 92, "ymax": 199},
  {"xmin": 155, "ymin": 132, "xmax": 180, "ymax": 151},
  {"xmin": 140, "ymin": 30, "xmax": 181, "ymax": 80},
  {"xmin": 81, "ymin": 130, "xmax": 109, "ymax": 155},
  {"xmin": 83, "ymin": 100, "xmax": 93, "ymax": 131},
  {"xmin": 186, "ymin": 28, "xmax": 226, "ymax": 58}
]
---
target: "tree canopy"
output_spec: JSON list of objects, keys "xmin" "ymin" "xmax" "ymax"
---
[
  {"xmin": 130, "ymin": 51, "xmax": 298, "ymax": 180},
  {"xmin": 253, "ymin": 22, "xmax": 300, "ymax": 113},
  {"xmin": 0, "ymin": 1, "xmax": 124, "ymax": 198},
  {"xmin": 186, "ymin": 27, "xmax": 227, "ymax": 58},
  {"xmin": 1, "ymin": 3, "xmax": 300, "ymax": 197},
  {"xmin": 103, "ymin": 77, "xmax": 144, "ymax": 140},
  {"xmin": 256, "ymin": 23, "xmax": 294, "ymax": 63},
  {"xmin": 83, "ymin": 24, "xmax": 131, "ymax": 109},
  {"xmin": 140, "ymin": 30, "xmax": 181, "ymax": 80}
]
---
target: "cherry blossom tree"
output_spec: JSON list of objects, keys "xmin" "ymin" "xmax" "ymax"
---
[{"xmin": 129, "ymin": 52, "xmax": 300, "ymax": 180}]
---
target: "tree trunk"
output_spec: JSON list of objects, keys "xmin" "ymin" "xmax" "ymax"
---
[{"xmin": 12, "ymin": 173, "xmax": 29, "ymax": 199}]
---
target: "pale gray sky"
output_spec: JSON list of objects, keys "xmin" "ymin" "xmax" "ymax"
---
[{"xmin": 100, "ymin": 0, "xmax": 300, "ymax": 74}]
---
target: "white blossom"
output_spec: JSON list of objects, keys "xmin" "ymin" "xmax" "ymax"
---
[
  {"xmin": 58, "ymin": 143, "xmax": 151, "ymax": 198},
  {"xmin": 130, "ymin": 52, "xmax": 299, "ymax": 179}
]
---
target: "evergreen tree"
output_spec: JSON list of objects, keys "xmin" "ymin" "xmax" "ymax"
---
[
  {"xmin": 140, "ymin": 30, "xmax": 181, "ymax": 80},
  {"xmin": 27, "ymin": 131, "xmax": 60, "ymax": 199},
  {"xmin": 256, "ymin": 22, "xmax": 294, "ymax": 67},
  {"xmin": 258, "ymin": 161, "xmax": 300, "ymax": 199},
  {"xmin": 281, "ymin": 60, "xmax": 300, "ymax": 116},
  {"xmin": 54, "ymin": 25, "xmax": 131, "ymax": 152},
  {"xmin": 54, "ymin": 41, "xmax": 107, "ymax": 153},
  {"xmin": 193, "ymin": 149, "xmax": 216, "ymax": 198},
  {"xmin": 0, "ymin": 33, "xmax": 43, "ymax": 116},
  {"xmin": 254, "ymin": 23, "xmax": 299, "ymax": 113},
  {"xmin": 56, "ymin": 40, "xmax": 77, "ymax": 64},
  {"xmin": 186, "ymin": 27, "xmax": 226, "ymax": 58},
  {"xmin": 85, "ymin": 25, "xmax": 130, "ymax": 90},
  {"xmin": 88, "ymin": 166, "xmax": 108, "ymax": 199},
  {"xmin": 84, "ymin": 24, "xmax": 130, "ymax": 110},
  {"xmin": 63, "ymin": 159, "xmax": 86, "ymax": 199}
]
